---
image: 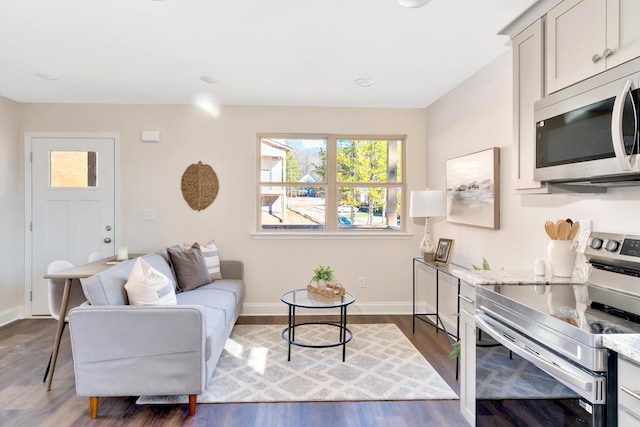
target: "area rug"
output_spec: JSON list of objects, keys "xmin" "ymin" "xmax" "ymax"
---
[{"xmin": 137, "ymin": 323, "xmax": 458, "ymax": 404}]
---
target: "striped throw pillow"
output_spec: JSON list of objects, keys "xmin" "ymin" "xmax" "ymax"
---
[{"xmin": 183, "ymin": 240, "xmax": 222, "ymax": 281}]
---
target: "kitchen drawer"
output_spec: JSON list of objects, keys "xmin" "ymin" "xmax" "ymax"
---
[
  {"xmin": 619, "ymin": 355, "xmax": 640, "ymax": 424},
  {"xmin": 459, "ymin": 281, "xmax": 475, "ymax": 314}
]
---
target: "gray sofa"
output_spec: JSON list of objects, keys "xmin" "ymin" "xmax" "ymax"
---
[{"xmin": 68, "ymin": 251, "xmax": 244, "ymax": 419}]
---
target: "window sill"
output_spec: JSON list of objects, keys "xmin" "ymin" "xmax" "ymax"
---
[{"xmin": 251, "ymin": 231, "xmax": 413, "ymax": 240}]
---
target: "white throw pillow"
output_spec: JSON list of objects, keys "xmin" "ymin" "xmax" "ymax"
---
[
  {"xmin": 125, "ymin": 258, "xmax": 177, "ymax": 305},
  {"xmin": 183, "ymin": 240, "xmax": 222, "ymax": 281}
]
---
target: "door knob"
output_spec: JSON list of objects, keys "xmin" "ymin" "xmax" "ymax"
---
[
  {"xmin": 104, "ymin": 237, "xmax": 112, "ymax": 243},
  {"xmin": 592, "ymin": 53, "xmax": 602, "ymax": 63},
  {"xmin": 602, "ymin": 48, "xmax": 614, "ymax": 58},
  {"xmin": 105, "ymin": 225, "xmax": 112, "ymax": 231}
]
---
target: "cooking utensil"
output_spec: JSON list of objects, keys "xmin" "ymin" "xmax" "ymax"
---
[
  {"xmin": 544, "ymin": 220, "xmax": 558, "ymax": 240},
  {"xmin": 557, "ymin": 221, "xmax": 571, "ymax": 240},
  {"xmin": 568, "ymin": 221, "xmax": 580, "ymax": 240}
]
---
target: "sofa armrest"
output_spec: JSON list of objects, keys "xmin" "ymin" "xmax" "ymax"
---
[
  {"xmin": 220, "ymin": 260, "xmax": 243, "ymax": 280},
  {"xmin": 68, "ymin": 304, "xmax": 207, "ymax": 396}
]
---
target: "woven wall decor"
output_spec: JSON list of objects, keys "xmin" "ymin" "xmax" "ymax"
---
[{"xmin": 181, "ymin": 161, "xmax": 219, "ymax": 211}]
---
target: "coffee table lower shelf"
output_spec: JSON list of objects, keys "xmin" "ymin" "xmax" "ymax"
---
[{"xmin": 281, "ymin": 322, "xmax": 353, "ymax": 362}]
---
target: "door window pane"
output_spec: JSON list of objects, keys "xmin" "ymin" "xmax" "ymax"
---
[{"xmin": 50, "ymin": 151, "xmax": 97, "ymax": 187}]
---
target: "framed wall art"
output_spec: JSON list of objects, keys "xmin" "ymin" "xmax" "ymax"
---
[
  {"xmin": 446, "ymin": 147, "xmax": 500, "ymax": 229},
  {"xmin": 434, "ymin": 238, "xmax": 454, "ymax": 264}
]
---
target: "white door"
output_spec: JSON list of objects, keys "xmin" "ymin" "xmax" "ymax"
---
[{"xmin": 30, "ymin": 136, "xmax": 116, "ymax": 315}]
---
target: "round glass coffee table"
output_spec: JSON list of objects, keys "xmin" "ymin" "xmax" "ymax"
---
[{"xmin": 280, "ymin": 288, "xmax": 356, "ymax": 362}]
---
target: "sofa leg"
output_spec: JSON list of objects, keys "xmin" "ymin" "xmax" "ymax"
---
[
  {"xmin": 89, "ymin": 397, "xmax": 99, "ymax": 419},
  {"xmin": 188, "ymin": 394, "xmax": 197, "ymax": 416}
]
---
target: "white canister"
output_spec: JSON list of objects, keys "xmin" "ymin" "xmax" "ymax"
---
[
  {"xmin": 547, "ymin": 240, "xmax": 577, "ymax": 278},
  {"xmin": 534, "ymin": 259, "xmax": 546, "ymax": 276},
  {"xmin": 116, "ymin": 247, "xmax": 129, "ymax": 261}
]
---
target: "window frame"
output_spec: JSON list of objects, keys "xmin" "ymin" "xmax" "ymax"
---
[{"xmin": 256, "ymin": 133, "xmax": 406, "ymax": 234}]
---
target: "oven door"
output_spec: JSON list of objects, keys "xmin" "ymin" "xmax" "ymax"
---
[{"xmin": 475, "ymin": 312, "xmax": 609, "ymax": 427}]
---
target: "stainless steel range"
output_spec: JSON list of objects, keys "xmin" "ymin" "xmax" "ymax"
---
[{"xmin": 474, "ymin": 232, "xmax": 640, "ymax": 427}]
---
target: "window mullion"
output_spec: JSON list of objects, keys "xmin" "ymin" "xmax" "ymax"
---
[{"xmin": 326, "ymin": 136, "xmax": 338, "ymax": 231}]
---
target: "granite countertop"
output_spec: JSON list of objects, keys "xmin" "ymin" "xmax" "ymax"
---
[
  {"xmin": 449, "ymin": 268, "xmax": 587, "ymax": 287},
  {"xmin": 602, "ymin": 335, "xmax": 640, "ymax": 364}
]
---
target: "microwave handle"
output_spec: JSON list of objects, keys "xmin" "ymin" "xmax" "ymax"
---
[{"xmin": 611, "ymin": 78, "xmax": 634, "ymax": 171}]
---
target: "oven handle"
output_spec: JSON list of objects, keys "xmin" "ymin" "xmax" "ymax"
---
[{"xmin": 475, "ymin": 314, "xmax": 592, "ymax": 394}]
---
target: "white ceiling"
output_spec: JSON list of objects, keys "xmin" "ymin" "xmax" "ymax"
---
[{"xmin": 0, "ymin": 0, "xmax": 536, "ymax": 108}]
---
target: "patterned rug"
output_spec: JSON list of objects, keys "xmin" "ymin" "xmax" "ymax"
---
[{"xmin": 137, "ymin": 323, "xmax": 458, "ymax": 404}]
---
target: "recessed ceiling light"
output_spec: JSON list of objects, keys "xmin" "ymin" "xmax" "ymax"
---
[
  {"xmin": 37, "ymin": 72, "xmax": 60, "ymax": 81},
  {"xmin": 354, "ymin": 78, "xmax": 375, "ymax": 88},
  {"xmin": 398, "ymin": 0, "xmax": 431, "ymax": 8},
  {"xmin": 200, "ymin": 75, "xmax": 220, "ymax": 85}
]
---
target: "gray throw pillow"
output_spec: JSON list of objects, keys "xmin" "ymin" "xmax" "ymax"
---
[{"xmin": 167, "ymin": 246, "xmax": 210, "ymax": 292}]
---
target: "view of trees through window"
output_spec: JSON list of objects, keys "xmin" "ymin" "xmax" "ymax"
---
[{"xmin": 259, "ymin": 136, "xmax": 403, "ymax": 231}]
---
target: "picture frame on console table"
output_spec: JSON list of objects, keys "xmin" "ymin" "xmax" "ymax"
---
[
  {"xmin": 446, "ymin": 147, "xmax": 500, "ymax": 229},
  {"xmin": 434, "ymin": 238, "xmax": 454, "ymax": 264}
]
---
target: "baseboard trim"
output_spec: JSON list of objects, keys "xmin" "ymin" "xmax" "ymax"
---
[
  {"xmin": 0, "ymin": 306, "xmax": 25, "ymax": 328},
  {"xmin": 241, "ymin": 302, "xmax": 456, "ymax": 325}
]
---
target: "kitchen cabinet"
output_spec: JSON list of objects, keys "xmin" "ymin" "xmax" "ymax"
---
[
  {"xmin": 618, "ymin": 355, "xmax": 640, "ymax": 426},
  {"xmin": 546, "ymin": 0, "xmax": 640, "ymax": 94},
  {"xmin": 458, "ymin": 281, "xmax": 475, "ymax": 426},
  {"xmin": 512, "ymin": 19, "xmax": 546, "ymax": 192}
]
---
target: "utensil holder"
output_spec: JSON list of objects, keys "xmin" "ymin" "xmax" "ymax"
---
[{"xmin": 547, "ymin": 240, "xmax": 576, "ymax": 278}]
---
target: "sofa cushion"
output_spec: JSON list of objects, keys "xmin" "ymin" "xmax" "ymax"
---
[
  {"xmin": 176, "ymin": 289, "xmax": 236, "ymax": 328},
  {"xmin": 125, "ymin": 258, "xmax": 177, "ymax": 306},
  {"xmin": 194, "ymin": 279, "xmax": 245, "ymax": 305},
  {"xmin": 184, "ymin": 241, "xmax": 222, "ymax": 281},
  {"xmin": 168, "ymin": 246, "xmax": 210, "ymax": 292}
]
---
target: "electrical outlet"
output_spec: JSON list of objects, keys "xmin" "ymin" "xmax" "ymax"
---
[
  {"xmin": 143, "ymin": 209, "xmax": 156, "ymax": 221},
  {"xmin": 577, "ymin": 219, "xmax": 592, "ymax": 253},
  {"xmin": 358, "ymin": 277, "xmax": 365, "ymax": 288}
]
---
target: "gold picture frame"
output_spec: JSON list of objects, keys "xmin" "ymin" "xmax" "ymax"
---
[{"xmin": 434, "ymin": 238, "xmax": 454, "ymax": 264}]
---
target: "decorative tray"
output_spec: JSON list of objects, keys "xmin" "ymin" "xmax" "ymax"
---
[{"xmin": 307, "ymin": 283, "xmax": 345, "ymax": 298}]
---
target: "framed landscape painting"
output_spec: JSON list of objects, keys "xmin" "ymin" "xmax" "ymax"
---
[{"xmin": 446, "ymin": 147, "xmax": 500, "ymax": 229}]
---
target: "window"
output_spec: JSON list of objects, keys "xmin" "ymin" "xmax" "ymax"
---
[
  {"xmin": 258, "ymin": 135, "xmax": 404, "ymax": 232},
  {"xmin": 50, "ymin": 151, "xmax": 97, "ymax": 187}
]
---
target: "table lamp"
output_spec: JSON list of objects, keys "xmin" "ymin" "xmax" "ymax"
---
[{"xmin": 409, "ymin": 189, "xmax": 446, "ymax": 262}]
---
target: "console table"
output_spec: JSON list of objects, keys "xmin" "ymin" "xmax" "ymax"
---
[{"xmin": 413, "ymin": 258, "xmax": 466, "ymax": 378}]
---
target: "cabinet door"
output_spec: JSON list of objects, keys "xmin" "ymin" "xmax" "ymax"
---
[
  {"xmin": 605, "ymin": 0, "xmax": 640, "ymax": 68},
  {"xmin": 459, "ymin": 306, "xmax": 476, "ymax": 425},
  {"xmin": 513, "ymin": 19, "xmax": 545, "ymax": 191},
  {"xmin": 546, "ymin": 0, "xmax": 607, "ymax": 93}
]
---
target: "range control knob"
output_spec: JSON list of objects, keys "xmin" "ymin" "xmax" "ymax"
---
[
  {"xmin": 589, "ymin": 237, "xmax": 603, "ymax": 250},
  {"xmin": 604, "ymin": 239, "xmax": 620, "ymax": 252}
]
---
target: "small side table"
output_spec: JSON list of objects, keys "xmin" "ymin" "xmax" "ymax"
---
[{"xmin": 280, "ymin": 289, "xmax": 356, "ymax": 362}]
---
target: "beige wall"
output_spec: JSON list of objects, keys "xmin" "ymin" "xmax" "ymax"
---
[
  {"xmin": 427, "ymin": 50, "xmax": 640, "ymax": 273},
  {"xmin": 0, "ymin": 95, "xmax": 23, "ymax": 323},
  {"xmin": 20, "ymin": 104, "xmax": 428, "ymax": 315}
]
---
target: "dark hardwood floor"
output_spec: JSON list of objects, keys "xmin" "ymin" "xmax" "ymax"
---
[{"xmin": 0, "ymin": 315, "xmax": 468, "ymax": 427}]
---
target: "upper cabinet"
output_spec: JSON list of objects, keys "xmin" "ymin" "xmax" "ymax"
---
[
  {"xmin": 546, "ymin": 0, "xmax": 640, "ymax": 94},
  {"xmin": 513, "ymin": 19, "xmax": 545, "ymax": 191}
]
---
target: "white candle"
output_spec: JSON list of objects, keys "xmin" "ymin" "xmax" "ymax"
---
[{"xmin": 116, "ymin": 247, "xmax": 128, "ymax": 261}]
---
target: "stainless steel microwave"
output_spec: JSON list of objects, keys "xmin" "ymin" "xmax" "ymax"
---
[{"xmin": 534, "ymin": 74, "xmax": 640, "ymax": 186}]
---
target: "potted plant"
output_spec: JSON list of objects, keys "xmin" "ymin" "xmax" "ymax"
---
[{"xmin": 311, "ymin": 265, "xmax": 334, "ymax": 289}]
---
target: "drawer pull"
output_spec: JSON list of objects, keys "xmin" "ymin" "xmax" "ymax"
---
[
  {"xmin": 621, "ymin": 385, "xmax": 640, "ymax": 401},
  {"xmin": 458, "ymin": 294, "xmax": 474, "ymax": 304}
]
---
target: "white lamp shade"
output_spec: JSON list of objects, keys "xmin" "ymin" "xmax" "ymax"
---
[
  {"xmin": 409, "ymin": 190, "xmax": 445, "ymax": 218},
  {"xmin": 398, "ymin": 0, "xmax": 431, "ymax": 8}
]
